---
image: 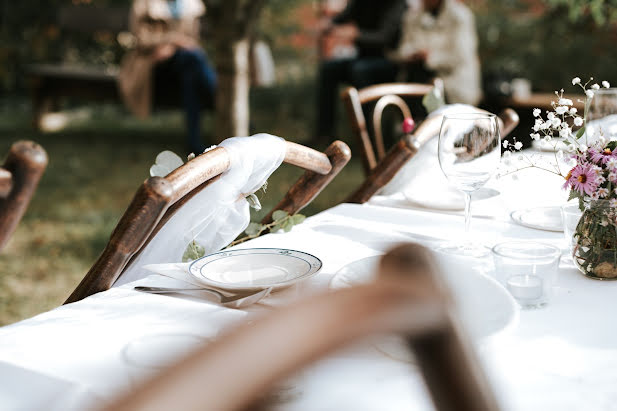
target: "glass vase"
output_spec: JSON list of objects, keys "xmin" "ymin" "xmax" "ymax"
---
[{"xmin": 571, "ymin": 200, "xmax": 617, "ymax": 280}]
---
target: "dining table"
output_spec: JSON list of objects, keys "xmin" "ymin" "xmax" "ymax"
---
[{"xmin": 1, "ymin": 151, "xmax": 617, "ymax": 411}]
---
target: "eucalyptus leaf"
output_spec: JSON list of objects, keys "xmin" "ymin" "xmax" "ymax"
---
[
  {"xmin": 182, "ymin": 240, "xmax": 205, "ymax": 262},
  {"xmin": 575, "ymin": 126, "xmax": 586, "ymax": 139},
  {"xmin": 291, "ymin": 214, "xmax": 306, "ymax": 224},
  {"xmin": 422, "ymin": 86, "xmax": 445, "ymax": 114},
  {"xmin": 246, "ymin": 193, "xmax": 262, "ymax": 211},
  {"xmin": 567, "ymin": 189, "xmax": 579, "ymax": 202},
  {"xmin": 281, "ymin": 219, "xmax": 294, "ymax": 232},
  {"xmin": 272, "ymin": 210, "xmax": 289, "ymax": 221},
  {"xmin": 150, "ymin": 150, "xmax": 184, "ymax": 177},
  {"xmin": 245, "ymin": 222, "xmax": 262, "ymax": 236}
]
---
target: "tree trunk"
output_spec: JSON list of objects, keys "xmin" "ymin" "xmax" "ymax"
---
[
  {"xmin": 214, "ymin": 38, "xmax": 250, "ymax": 139},
  {"xmin": 207, "ymin": 0, "xmax": 267, "ymax": 142}
]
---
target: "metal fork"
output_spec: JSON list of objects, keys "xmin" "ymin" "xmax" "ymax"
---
[{"xmin": 134, "ymin": 286, "xmax": 272, "ymax": 309}]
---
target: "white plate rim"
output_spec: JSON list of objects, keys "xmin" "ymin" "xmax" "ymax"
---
[
  {"xmin": 510, "ymin": 206, "xmax": 564, "ymax": 232},
  {"xmin": 189, "ymin": 248, "xmax": 323, "ymax": 290}
]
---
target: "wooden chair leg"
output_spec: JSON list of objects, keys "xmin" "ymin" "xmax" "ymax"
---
[
  {"xmin": 380, "ymin": 244, "xmax": 499, "ymax": 411},
  {"xmin": 0, "ymin": 141, "xmax": 48, "ymax": 251},
  {"xmin": 261, "ymin": 140, "xmax": 351, "ymax": 224}
]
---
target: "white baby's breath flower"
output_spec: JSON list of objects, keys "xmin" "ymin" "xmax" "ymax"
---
[
  {"xmin": 547, "ymin": 112, "xmax": 556, "ymax": 120},
  {"xmin": 555, "ymin": 106, "xmax": 568, "ymax": 115},
  {"xmin": 559, "ymin": 127, "xmax": 571, "ymax": 138},
  {"xmin": 580, "ymin": 144, "xmax": 588, "ymax": 152},
  {"xmin": 558, "ymin": 98, "xmax": 573, "ymax": 106},
  {"xmin": 533, "ymin": 108, "xmax": 541, "ymax": 117},
  {"xmin": 503, "ymin": 150, "xmax": 511, "ymax": 159},
  {"xmin": 531, "ymin": 133, "xmax": 541, "ymax": 140},
  {"xmin": 572, "ymin": 77, "xmax": 581, "ymax": 85},
  {"xmin": 586, "ymin": 90, "xmax": 595, "ymax": 98},
  {"xmin": 591, "ymin": 83, "xmax": 600, "ymax": 90},
  {"xmin": 603, "ymin": 81, "xmax": 611, "ymax": 88},
  {"xmin": 552, "ymin": 118, "xmax": 562, "ymax": 127},
  {"xmin": 556, "ymin": 150, "xmax": 564, "ymax": 160},
  {"xmin": 574, "ymin": 117, "xmax": 584, "ymax": 127},
  {"xmin": 570, "ymin": 107, "xmax": 577, "ymax": 114},
  {"xmin": 503, "ymin": 140, "xmax": 509, "ymax": 148},
  {"xmin": 544, "ymin": 135, "xmax": 551, "ymax": 142},
  {"xmin": 598, "ymin": 187, "xmax": 609, "ymax": 198},
  {"xmin": 517, "ymin": 155, "xmax": 524, "ymax": 161},
  {"xmin": 514, "ymin": 141, "xmax": 523, "ymax": 150}
]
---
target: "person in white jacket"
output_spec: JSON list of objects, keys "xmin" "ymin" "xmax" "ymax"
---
[{"xmin": 391, "ymin": 0, "xmax": 482, "ymax": 106}]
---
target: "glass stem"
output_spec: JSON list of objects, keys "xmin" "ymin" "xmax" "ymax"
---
[{"xmin": 464, "ymin": 192, "xmax": 472, "ymax": 235}]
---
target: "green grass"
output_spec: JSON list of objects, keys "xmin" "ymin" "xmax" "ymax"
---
[{"xmin": 0, "ymin": 87, "xmax": 364, "ymax": 326}]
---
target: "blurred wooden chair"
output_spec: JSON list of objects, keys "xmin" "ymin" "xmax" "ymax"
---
[
  {"xmin": 101, "ymin": 243, "xmax": 500, "ymax": 411},
  {"xmin": 346, "ymin": 108, "xmax": 519, "ymax": 204},
  {"xmin": 0, "ymin": 141, "xmax": 48, "ymax": 252},
  {"xmin": 341, "ymin": 81, "xmax": 440, "ymax": 174},
  {"xmin": 65, "ymin": 139, "xmax": 351, "ymax": 304}
]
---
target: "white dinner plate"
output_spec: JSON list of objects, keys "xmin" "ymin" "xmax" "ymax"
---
[
  {"xmin": 403, "ymin": 187, "xmax": 500, "ymax": 211},
  {"xmin": 510, "ymin": 206, "xmax": 563, "ymax": 232},
  {"xmin": 330, "ymin": 255, "xmax": 518, "ymax": 361},
  {"xmin": 189, "ymin": 248, "xmax": 322, "ymax": 291}
]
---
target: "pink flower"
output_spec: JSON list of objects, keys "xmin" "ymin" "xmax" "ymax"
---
[
  {"xmin": 402, "ymin": 117, "xmax": 415, "ymax": 134},
  {"xmin": 564, "ymin": 164, "xmax": 600, "ymax": 196},
  {"xmin": 588, "ymin": 147, "xmax": 617, "ymax": 165}
]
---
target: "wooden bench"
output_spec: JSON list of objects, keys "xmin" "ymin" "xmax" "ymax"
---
[{"xmin": 26, "ymin": 5, "xmax": 206, "ymax": 130}]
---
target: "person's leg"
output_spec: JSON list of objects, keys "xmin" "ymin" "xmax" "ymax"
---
[
  {"xmin": 349, "ymin": 57, "xmax": 398, "ymax": 89},
  {"xmin": 171, "ymin": 48, "xmax": 217, "ymax": 153},
  {"xmin": 316, "ymin": 58, "xmax": 353, "ymax": 139}
]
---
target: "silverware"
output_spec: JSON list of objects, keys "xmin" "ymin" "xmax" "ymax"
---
[{"xmin": 134, "ymin": 286, "xmax": 272, "ymax": 309}]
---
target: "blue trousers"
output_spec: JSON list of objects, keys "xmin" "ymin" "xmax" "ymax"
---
[
  {"xmin": 155, "ymin": 48, "xmax": 217, "ymax": 153},
  {"xmin": 316, "ymin": 57, "xmax": 398, "ymax": 138}
]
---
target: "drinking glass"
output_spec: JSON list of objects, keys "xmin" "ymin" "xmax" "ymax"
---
[
  {"xmin": 588, "ymin": 88, "xmax": 617, "ymax": 122},
  {"xmin": 587, "ymin": 88, "xmax": 617, "ymax": 140},
  {"xmin": 437, "ymin": 113, "xmax": 501, "ymax": 256}
]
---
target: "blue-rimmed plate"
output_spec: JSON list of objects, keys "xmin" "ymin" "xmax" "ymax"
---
[{"xmin": 189, "ymin": 248, "xmax": 322, "ymax": 291}]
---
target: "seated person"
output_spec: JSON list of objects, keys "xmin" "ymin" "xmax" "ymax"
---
[
  {"xmin": 118, "ymin": 0, "xmax": 216, "ymax": 154},
  {"xmin": 390, "ymin": 0, "xmax": 482, "ymax": 106},
  {"xmin": 316, "ymin": 0, "xmax": 407, "ymax": 139}
]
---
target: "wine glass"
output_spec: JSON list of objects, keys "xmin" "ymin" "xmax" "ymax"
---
[
  {"xmin": 587, "ymin": 88, "xmax": 617, "ymax": 141},
  {"xmin": 437, "ymin": 113, "xmax": 501, "ymax": 257}
]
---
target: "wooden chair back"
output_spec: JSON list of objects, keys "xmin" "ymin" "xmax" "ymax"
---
[
  {"xmin": 65, "ymin": 140, "xmax": 351, "ymax": 304},
  {"xmin": 100, "ymin": 243, "xmax": 499, "ymax": 411},
  {"xmin": 0, "ymin": 141, "xmax": 48, "ymax": 252},
  {"xmin": 347, "ymin": 108, "xmax": 519, "ymax": 204},
  {"xmin": 341, "ymin": 81, "xmax": 440, "ymax": 174}
]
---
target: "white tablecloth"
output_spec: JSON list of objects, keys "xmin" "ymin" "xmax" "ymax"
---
[{"xmin": 2, "ymin": 165, "xmax": 617, "ymax": 411}]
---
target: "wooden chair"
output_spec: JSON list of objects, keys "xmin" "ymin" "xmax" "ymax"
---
[
  {"xmin": 100, "ymin": 243, "xmax": 500, "ymax": 411},
  {"xmin": 0, "ymin": 141, "xmax": 48, "ymax": 252},
  {"xmin": 341, "ymin": 81, "xmax": 441, "ymax": 174},
  {"xmin": 346, "ymin": 108, "xmax": 520, "ymax": 204},
  {"xmin": 65, "ymin": 139, "xmax": 351, "ymax": 304}
]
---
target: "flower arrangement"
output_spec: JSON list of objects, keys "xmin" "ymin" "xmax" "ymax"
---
[{"xmin": 502, "ymin": 77, "xmax": 617, "ymax": 279}]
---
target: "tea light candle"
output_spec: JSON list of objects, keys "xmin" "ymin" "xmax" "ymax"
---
[{"xmin": 506, "ymin": 274, "xmax": 543, "ymax": 301}]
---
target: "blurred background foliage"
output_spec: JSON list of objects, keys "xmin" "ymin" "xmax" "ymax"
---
[{"xmin": 1, "ymin": 0, "xmax": 617, "ymax": 95}]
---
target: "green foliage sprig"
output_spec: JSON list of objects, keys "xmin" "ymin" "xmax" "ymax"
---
[{"xmin": 226, "ymin": 210, "xmax": 306, "ymax": 249}]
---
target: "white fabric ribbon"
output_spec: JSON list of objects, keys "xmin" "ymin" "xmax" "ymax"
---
[{"xmin": 115, "ymin": 133, "xmax": 286, "ymax": 286}]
